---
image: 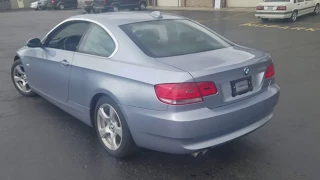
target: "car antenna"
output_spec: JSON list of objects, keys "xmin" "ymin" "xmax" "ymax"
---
[{"xmin": 150, "ymin": 11, "xmax": 163, "ymax": 19}]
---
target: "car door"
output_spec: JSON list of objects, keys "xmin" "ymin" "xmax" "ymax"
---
[
  {"xmin": 297, "ymin": 0, "xmax": 308, "ymax": 15},
  {"xmin": 27, "ymin": 21, "xmax": 90, "ymax": 103},
  {"xmin": 120, "ymin": 0, "xmax": 132, "ymax": 8},
  {"xmin": 305, "ymin": 0, "xmax": 315, "ymax": 13},
  {"xmin": 68, "ymin": 23, "xmax": 116, "ymax": 107}
]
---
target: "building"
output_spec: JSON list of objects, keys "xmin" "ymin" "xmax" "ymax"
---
[
  {"xmin": 1, "ymin": 0, "xmax": 263, "ymax": 11},
  {"xmin": 0, "ymin": 0, "xmax": 34, "ymax": 10},
  {"xmin": 227, "ymin": 0, "xmax": 262, "ymax": 7},
  {"xmin": 0, "ymin": 0, "xmax": 12, "ymax": 10}
]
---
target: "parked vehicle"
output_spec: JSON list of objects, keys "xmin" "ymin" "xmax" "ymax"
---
[
  {"xmin": 46, "ymin": 0, "xmax": 78, "ymax": 10},
  {"xmin": 11, "ymin": 11, "xmax": 280, "ymax": 158},
  {"xmin": 256, "ymin": 0, "xmax": 320, "ymax": 22},
  {"xmin": 30, "ymin": 0, "xmax": 48, "ymax": 10},
  {"xmin": 93, "ymin": 0, "xmax": 147, "ymax": 12}
]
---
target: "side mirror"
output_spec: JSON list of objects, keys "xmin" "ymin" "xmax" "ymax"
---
[{"xmin": 27, "ymin": 38, "xmax": 43, "ymax": 48}]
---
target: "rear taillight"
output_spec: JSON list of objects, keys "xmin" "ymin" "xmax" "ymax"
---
[
  {"xmin": 84, "ymin": 0, "xmax": 87, "ymax": 4},
  {"xmin": 104, "ymin": 0, "xmax": 107, "ymax": 5},
  {"xmin": 51, "ymin": 0, "xmax": 55, "ymax": 4},
  {"xmin": 265, "ymin": 63, "xmax": 275, "ymax": 79},
  {"xmin": 154, "ymin": 82, "xmax": 217, "ymax": 105},
  {"xmin": 277, "ymin": 6, "xmax": 286, "ymax": 10},
  {"xmin": 256, "ymin": 6, "xmax": 264, "ymax": 10}
]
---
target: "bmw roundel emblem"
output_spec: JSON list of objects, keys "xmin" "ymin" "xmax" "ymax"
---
[{"xmin": 244, "ymin": 67, "xmax": 250, "ymax": 75}]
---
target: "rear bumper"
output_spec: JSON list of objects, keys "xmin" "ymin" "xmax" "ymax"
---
[
  {"xmin": 120, "ymin": 84, "xmax": 280, "ymax": 154},
  {"xmin": 255, "ymin": 12, "xmax": 292, "ymax": 19}
]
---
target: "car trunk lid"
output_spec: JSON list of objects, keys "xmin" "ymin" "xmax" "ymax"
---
[{"xmin": 157, "ymin": 46, "xmax": 272, "ymax": 109}]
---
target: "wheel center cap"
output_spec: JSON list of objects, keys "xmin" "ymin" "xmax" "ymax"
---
[{"xmin": 109, "ymin": 124, "xmax": 115, "ymax": 130}]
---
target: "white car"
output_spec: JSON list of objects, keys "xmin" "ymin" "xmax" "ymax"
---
[{"xmin": 255, "ymin": 0, "xmax": 320, "ymax": 22}]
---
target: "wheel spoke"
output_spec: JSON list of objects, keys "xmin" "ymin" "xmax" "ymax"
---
[
  {"xmin": 20, "ymin": 82, "xmax": 27, "ymax": 92},
  {"xmin": 98, "ymin": 108, "xmax": 110, "ymax": 123},
  {"xmin": 109, "ymin": 107, "xmax": 115, "ymax": 119},
  {"xmin": 15, "ymin": 65, "xmax": 25, "ymax": 75},
  {"xmin": 110, "ymin": 133, "xmax": 116, "ymax": 149},
  {"xmin": 14, "ymin": 76, "xmax": 24, "ymax": 82},
  {"xmin": 99, "ymin": 127, "xmax": 110, "ymax": 138},
  {"xmin": 114, "ymin": 125, "xmax": 122, "ymax": 138}
]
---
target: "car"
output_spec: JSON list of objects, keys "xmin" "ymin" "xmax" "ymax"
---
[
  {"xmin": 30, "ymin": 0, "xmax": 48, "ymax": 10},
  {"xmin": 11, "ymin": 11, "xmax": 280, "ymax": 158},
  {"xmin": 93, "ymin": 0, "xmax": 147, "ymax": 12},
  {"xmin": 46, "ymin": 0, "xmax": 78, "ymax": 10},
  {"xmin": 255, "ymin": 0, "xmax": 320, "ymax": 22}
]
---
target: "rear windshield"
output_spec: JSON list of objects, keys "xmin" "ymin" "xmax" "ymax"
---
[{"xmin": 120, "ymin": 20, "xmax": 231, "ymax": 58}]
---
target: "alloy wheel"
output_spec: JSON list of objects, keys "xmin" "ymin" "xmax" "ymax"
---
[
  {"xmin": 59, "ymin": 4, "xmax": 65, "ymax": 10},
  {"xmin": 113, "ymin": 6, "xmax": 119, "ymax": 12},
  {"xmin": 140, "ymin": 3, "xmax": 146, "ymax": 10},
  {"xmin": 315, "ymin": 5, "xmax": 320, "ymax": 15},
  {"xmin": 13, "ymin": 64, "xmax": 31, "ymax": 93},
  {"xmin": 97, "ymin": 104, "xmax": 122, "ymax": 150},
  {"xmin": 291, "ymin": 11, "xmax": 297, "ymax": 21}
]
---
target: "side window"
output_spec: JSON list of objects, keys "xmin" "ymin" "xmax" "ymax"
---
[
  {"xmin": 298, "ymin": 0, "xmax": 304, "ymax": 2},
  {"xmin": 44, "ymin": 21, "xmax": 90, "ymax": 51},
  {"xmin": 78, "ymin": 24, "xmax": 116, "ymax": 57}
]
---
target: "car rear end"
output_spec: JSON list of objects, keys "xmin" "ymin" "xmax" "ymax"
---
[
  {"xmin": 93, "ymin": 0, "xmax": 110, "ymax": 12},
  {"xmin": 119, "ymin": 18, "xmax": 280, "ymax": 154},
  {"xmin": 255, "ymin": 1, "xmax": 292, "ymax": 19}
]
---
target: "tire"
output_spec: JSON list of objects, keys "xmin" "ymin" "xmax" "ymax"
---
[
  {"xmin": 290, "ymin": 10, "xmax": 298, "ymax": 22},
  {"xmin": 11, "ymin": 59, "xmax": 36, "ymax": 97},
  {"xmin": 94, "ymin": 96, "xmax": 138, "ymax": 158},
  {"xmin": 314, "ymin": 4, "xmax": 320, "ymax": 15},
  {"xmin": 58, "ymin": 3, "xmax": 65, "ymax": 10},
  {"xmin": 112, "ymin": 4, "xmax": 119, "ymax": 12},
  {"xmin": 85, "ymin": 8, "xmax": 92, "ymax": 13},
  {"xmin": 139, "ymin": 1, "xmax": 146, "ymax": 11},
  {"xmin": 261, "ymin": 18, "xmax": 268, "ymax": 22}
]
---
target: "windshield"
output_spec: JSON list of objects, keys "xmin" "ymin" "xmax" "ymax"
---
[{"xmin": 120, "ymin": 20, "xmax": 231, "ymax": 58}]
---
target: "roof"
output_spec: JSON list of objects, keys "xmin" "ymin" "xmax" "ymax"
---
[{"xmin": 68, "ymin": 11, "xmax": 185, "ymax": 26}]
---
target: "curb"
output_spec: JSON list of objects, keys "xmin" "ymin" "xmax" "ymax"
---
[{"xmin": 147, "ymin": 6, "xmax": 255, "ymax": 12}]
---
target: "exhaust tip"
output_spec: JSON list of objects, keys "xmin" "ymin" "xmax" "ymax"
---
[
  {"xmin": 191, "ymin": 151, "xmax": 201, "ymax": 158},
  {"xmin": 201, "ymin": 149, "xmax": 209, "ymax": 156},
  {"xmin": 190, "ymin": 149, "xmax": 209, "ymax": 158}
]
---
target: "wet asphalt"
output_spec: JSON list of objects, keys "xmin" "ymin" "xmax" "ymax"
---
[{"xmin": 0, "ymin": 8, "xmax": 320, "ymax": 180}]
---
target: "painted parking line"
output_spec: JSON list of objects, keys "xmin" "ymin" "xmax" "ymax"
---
[{"xmin": 239, "ymin": 22, "xmax": 320, "ymax": 32}]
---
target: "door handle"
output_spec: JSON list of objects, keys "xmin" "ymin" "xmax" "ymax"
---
[{"xmin": 60, "ymin": 60, "xmax": 70, "ymax": 66}]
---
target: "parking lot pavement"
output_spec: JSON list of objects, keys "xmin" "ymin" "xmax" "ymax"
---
[{"xmin": 0, "ymin": 9, "xmax": 320, "ymax": 180}]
